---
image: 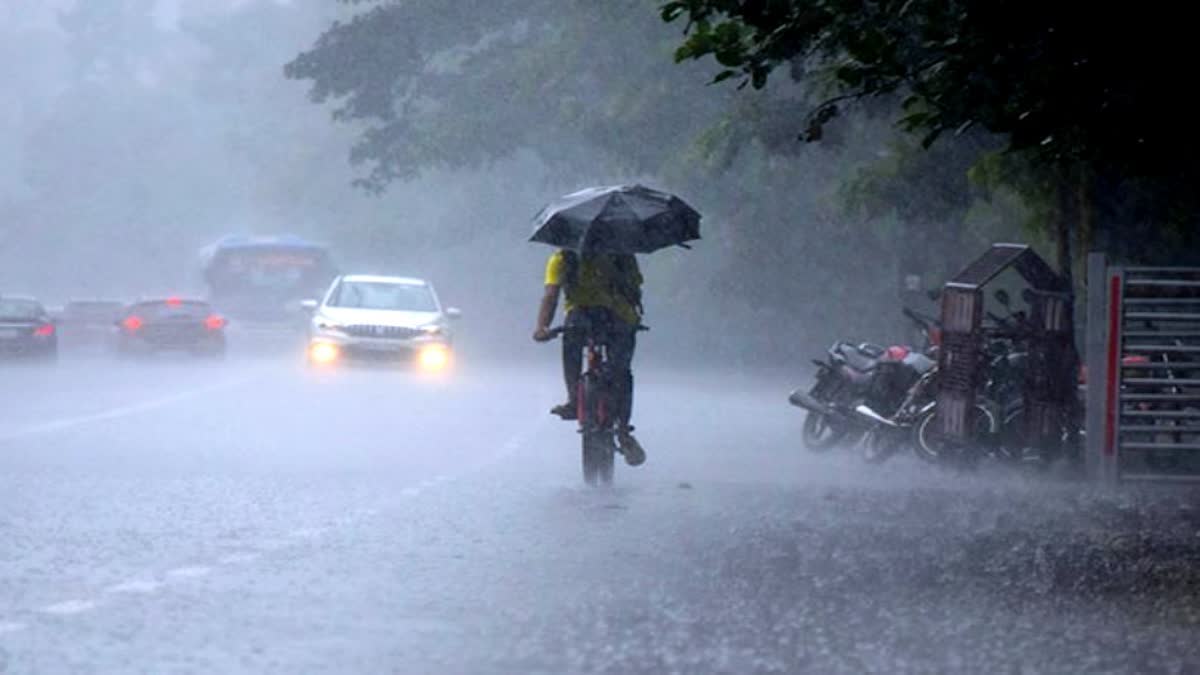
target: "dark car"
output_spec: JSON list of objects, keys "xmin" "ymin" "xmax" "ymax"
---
[
  {"xmin": 0, "ymin": 296, "xmax": 58, "ymax": 361},
  {"xmin": 115, "ymin": 297, "xmax": 228, "ymax": 358},
  {"xmin": 59, "ymin": 299, "xmax": 125, "ymax": 352}
]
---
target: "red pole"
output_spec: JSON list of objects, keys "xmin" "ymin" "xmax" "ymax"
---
[{"xmin": 1102, "ymin": 274, "xmax": 1122, "ymax": 457}]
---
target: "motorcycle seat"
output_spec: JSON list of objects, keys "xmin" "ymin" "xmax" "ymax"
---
[{"xmin": 836, "ymin": 342, "xmax": 884, "ymax": 372}]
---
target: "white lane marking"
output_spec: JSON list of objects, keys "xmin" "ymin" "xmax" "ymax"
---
[
  {"xmin": 218, "ymin": 552, "xmax": 261, "ymax": 565},
  {"xmin": 8, "ymin": 419, "xmax": 548, "ymax": 626},
  {"xmin": 41, "ymin": 600, "xmax": 98, "ymax": 615},
  {"xmin": 166, "ymin": 566, "xmax": 212, "ymax": 579},
  {"xmin": 0, "ymin": 376, "xmax": 257, "ymax": 444},
  {"xmin": 104, "ymin": 580, "xmax": 162, "ymax": 595}
]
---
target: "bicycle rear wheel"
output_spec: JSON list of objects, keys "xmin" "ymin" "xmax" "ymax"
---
[{"xmin": 580, "ymin": 372, "xmax": 615, "ymax": 486}]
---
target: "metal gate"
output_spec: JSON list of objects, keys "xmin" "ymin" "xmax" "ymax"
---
[{"xmin": 1086, "ymin": 253, "xmax": 1200, "ymax": 482}]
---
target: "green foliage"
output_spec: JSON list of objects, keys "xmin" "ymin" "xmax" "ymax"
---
[
  {"xmin": 279, "ymin": 0, "xmax": 1046, "ymax": 360},
  {"xmin": 661, "ymin": 0, "xmax": 1200, "ymax": 264},
  {"xmin": 284, "ymin": 0, "xmax": 735, "ymax": 191}
]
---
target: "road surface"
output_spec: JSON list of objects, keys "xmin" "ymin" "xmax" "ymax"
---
[{"xmin": 1, "ymin": 349, "xmax": 1199, "ymax": 673}]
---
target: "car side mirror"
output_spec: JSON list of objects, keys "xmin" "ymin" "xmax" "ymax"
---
[
  {"xmin": 445, "ymin": 307, "xmax": 462, "ymax": 320},
  {"xmin": 300, "ymin": 299, "xmax": 319, "ymax": 312}
]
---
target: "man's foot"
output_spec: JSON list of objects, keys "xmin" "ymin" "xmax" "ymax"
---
[
  {"xmin": 617, "ymin": 429, "xmax": 645, "ymax": 466},
  {"xmin": 550, "ymin": 402, "xmax": 577, "ymax": 420}
]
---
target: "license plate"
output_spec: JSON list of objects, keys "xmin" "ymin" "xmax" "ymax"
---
[
  {"xmin": 0, "ymin": 328, "xmax": 18, "ymax": 339},
  {"xmin": 362, "ymin": 341, "xmax": 403, "ymax": 352}
]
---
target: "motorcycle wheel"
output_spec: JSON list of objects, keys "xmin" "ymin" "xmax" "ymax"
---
[
  {"xmin": 997, "ymin": 407, "xmax": 1063, "ymax": 469},
  {"xmin": 863, "ymin": 429, "xmax": 904, "ymax": 464},
  {"xmin": 914, "ymin": 404, "xmax": 995, "ymax": 464},
  {"xmin": 802, "ymin": 411, "xmax": 848, "ymax": 451}
]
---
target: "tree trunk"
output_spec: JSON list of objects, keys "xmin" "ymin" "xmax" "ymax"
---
[
  {"xmin": 1076, "ymin": 165, "xmax": 1092, "ymax": 272},
  {"xmin": 1056, "ymin": 169, "xmax": 1075, "ymax": 288}
]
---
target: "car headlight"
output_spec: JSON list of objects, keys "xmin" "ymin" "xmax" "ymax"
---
[
  {"xmin": 309, "ymin": 341, "xmax": 340, "ymax": 364},
  {"xmin": 420, "ymin": 324, "xmax": 443, "ymax": 336},
  {"xmin": 417, "ymin": 343, "xmax": 451, "ymax": 371}
]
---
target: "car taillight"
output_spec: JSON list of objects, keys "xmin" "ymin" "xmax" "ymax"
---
[
  {"xmin": 204, "ymin": 315, "xmax": 226, "ymax": 331},
  {"xmin": 122, "ymin": 316, "xmax": 144, "ymax": 331},
  {"xmin": 33, "ymin": 323, "xmax": 54, "ymax": 337}
]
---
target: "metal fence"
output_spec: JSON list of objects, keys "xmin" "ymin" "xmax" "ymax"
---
[{"xmin": 1086, "ymin": 253, "xmax": 1200, "ymax": 482}]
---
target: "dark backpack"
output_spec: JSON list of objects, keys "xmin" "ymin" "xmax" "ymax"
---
[{"xmin": 562, "ymin": 251, "xmax": 642, "ymax": 316}]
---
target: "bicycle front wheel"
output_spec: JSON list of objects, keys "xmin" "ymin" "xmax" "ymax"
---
[{"xmin": 582, "ymin": 431, "xmax": 615, "ymax": 486}]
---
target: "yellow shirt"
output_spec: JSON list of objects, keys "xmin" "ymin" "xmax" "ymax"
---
[{"xmin": 544, "ymin": 251, "xmax": 642, "ymax": 325}]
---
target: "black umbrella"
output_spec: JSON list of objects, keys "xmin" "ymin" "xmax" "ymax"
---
[{"xmin": 530, "ymin": 184, "xmax": 701, "ymax": 254}]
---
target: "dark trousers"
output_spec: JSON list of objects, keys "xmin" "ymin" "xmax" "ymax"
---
[{"xmin": 562, "ymin": 307, "xmax": 637, "ymax": 427}]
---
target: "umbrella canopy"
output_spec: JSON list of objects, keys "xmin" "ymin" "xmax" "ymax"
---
[{"xmin": 530, "ymin": 184, "xmax": 701, "ymax": 254}]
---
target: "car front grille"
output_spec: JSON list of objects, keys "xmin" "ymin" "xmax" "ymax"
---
[{"xmin": 343, "ymin": 325, "xmax": 421, "ymax": 339}]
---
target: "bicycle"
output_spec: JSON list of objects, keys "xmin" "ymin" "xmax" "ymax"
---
[{"xmin": 547, "ymin": 322, "xmax": 647, "ymax": 486}]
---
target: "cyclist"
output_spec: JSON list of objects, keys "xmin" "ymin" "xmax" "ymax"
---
[{"xmin": 533, "ymin": 248, "xmax": 645, "ymax": 465}]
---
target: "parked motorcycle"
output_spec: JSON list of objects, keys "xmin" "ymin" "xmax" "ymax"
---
[
  {"xmin": 910, "ymin": 289, "xmax": 1081, "ymax": 468},
  {"xmin": 790, "ymin": 307, "xmax": 939, "ymax": 453}
]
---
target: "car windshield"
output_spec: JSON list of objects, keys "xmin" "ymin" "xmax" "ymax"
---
[
  {"xmin": 328, "ymin": 281, "xmax": 437, "ymax": 312},
  {"xmin": 0, "ymin": 299, "xmax": 44, "ymax": 321}
]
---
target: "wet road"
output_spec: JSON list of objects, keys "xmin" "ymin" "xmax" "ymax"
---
[{"xmin": 2, "ymin": 350, "xmax": 1199, "ymax": 673}]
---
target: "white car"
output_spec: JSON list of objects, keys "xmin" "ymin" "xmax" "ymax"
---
[{"xmin": 302, "ymin": 274, "xmax": 461, "ymax": 370}]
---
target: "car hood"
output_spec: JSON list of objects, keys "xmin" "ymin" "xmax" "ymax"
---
[{"xmin": 317, "ymin": 307, "xmax": 442, "ymax": 328}]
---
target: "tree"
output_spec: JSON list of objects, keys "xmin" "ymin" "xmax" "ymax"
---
[
  {"xmin": 661, "ymin": 0, "xmax": 1200, "ymax": 269},
  {"xmin": 282, "ymin": 0, "xmax": 1037, "ymax": 362},
  {"xmin": 283, "ymin": 0, "xmax": 735, "ymax": 192}
]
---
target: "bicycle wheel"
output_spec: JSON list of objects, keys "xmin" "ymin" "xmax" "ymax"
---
[
  {"xmin": 580, "ymin": 372, "xmax": 615, "ymax": 486},
  {"xmin": 582, "ymin": 431, "xmax": 615, "ymax": 486}
]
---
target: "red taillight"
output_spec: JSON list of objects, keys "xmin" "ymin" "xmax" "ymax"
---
[
  {"xmin": 33, "ymin": 323, "xmax": 54, "ymax": 337},
  {"xmin": 204, "ymin": 315, "xmax": 226, "ymax": 331},
  {"xmin": 122, "ymin": 316, "xmax": 144, "ymax": 331},
  {"xmin": 166, "ymin": 296, "xmax": 182, "ymax": 308}
]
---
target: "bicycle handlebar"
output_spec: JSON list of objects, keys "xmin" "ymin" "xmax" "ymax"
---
[{"xmin": 542, "ymin": 324, "xmax": 650, "ymax": 341}]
